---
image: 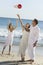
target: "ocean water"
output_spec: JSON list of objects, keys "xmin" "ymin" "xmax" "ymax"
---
[
  {"xmin": 0, "ymin": 17, "xmax": 43, "ymax": 56},
  {"xmin": 0, "ymin": 17, "xmax": 43, "ymax": 45}
]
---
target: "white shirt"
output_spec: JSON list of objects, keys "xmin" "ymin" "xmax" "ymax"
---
[{"xmin": 28, "ymin": 25, "xmax": 40, "ymax": 44}]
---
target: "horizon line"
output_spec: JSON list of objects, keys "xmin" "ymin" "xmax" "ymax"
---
[{"xmin": 0, "ymin": 16, "xmax": 43, "ymax": 22}]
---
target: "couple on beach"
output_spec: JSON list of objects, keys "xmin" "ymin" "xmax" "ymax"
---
[{"xmin": 2, "ymin": 14, "xmax": 40, "ymax": 63}]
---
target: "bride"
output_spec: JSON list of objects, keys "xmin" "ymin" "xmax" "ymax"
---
[{"xmin": 17, "ymin": 14, "xmax": 30, "ymax": 61}]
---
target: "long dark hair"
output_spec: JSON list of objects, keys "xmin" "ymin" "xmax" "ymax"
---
[
  {"xmin": 25, "ymin": 23, "xmax": 30, "ymax": 32},
  {"xmin": 26, "ymin": 23, "xmax": 30, "ymax": 28},
  {"xmin": 8, "ymin": 23, "xmax": 12, "ymax": 29}
]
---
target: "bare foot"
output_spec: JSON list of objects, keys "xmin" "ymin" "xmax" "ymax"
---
[
  {"xmin": 26, "ymin": 59, "xmax": 34, "ymax": 62},
  {"xmin": 2, "ymin": 51, "xmax": 3, "ymax": 55},
  {"xmin": 7, "ymin": 53, "xmax": 10, "ymax": 55}
]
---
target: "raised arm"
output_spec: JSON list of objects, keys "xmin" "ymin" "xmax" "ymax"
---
[
  {"xmin": 14, "ymin": 19, "xmax": 18, "ymax": 30},
  {"xmin": 17, "ymin": 14, "xmax": 25, "ymax": 30},
  {"xmin": 7, "ymin": 20, "xmax": 12, "ymax": 30}
]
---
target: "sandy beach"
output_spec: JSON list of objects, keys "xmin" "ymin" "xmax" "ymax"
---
[
  {"xmin": 0, "ymin": 45, "xmax": 43, "ymax": 65},
  {"xmin": 0, "ymin": 51, "xmax": 43, "ymax": 65}
]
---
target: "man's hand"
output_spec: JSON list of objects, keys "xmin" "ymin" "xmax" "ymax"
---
[{"xmin": 33, "ymin": 41, "xmax": 37, "ymax": 47}]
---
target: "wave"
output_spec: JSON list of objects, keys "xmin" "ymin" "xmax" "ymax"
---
[
  {"xmin": 0, "ymin": 28, "xmax": 43, "ymax": 46},
  {"xmin": 0, "ymin": 28, "xmax": 43, "ymax": 40},
  {"xmin": 0, "ymin": 28, "xmax": 22, "ymax": 37}
]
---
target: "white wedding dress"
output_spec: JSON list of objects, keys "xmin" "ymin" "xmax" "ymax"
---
[{"xmin": 19, "ymin": 29, "xmax": 30, "ymax": 56}]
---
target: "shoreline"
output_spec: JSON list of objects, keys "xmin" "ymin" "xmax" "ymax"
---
[{"xmin": 0, "ymin": 42, "xmax": 43, "ymax": 47}]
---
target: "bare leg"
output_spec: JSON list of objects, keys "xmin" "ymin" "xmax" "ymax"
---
[
  {"xmin": 2, "ymin": 45, "xmax": 6, "ymax": 54},
  {"xmin": 8, "ymin": 45, "xmax": 11, "ymax": 55}
]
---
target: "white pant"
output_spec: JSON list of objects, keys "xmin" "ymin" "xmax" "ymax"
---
[{"xmin": 28, "ymin": 44, "xmax": 36, "ymax": 60}]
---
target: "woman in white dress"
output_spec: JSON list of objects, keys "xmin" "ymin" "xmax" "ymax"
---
[
  {"xmin": 2, "ymin": 20, "xmax": 18, "ymax": 55},
  {"xmin": 17, "ymin": 14, "xmax": 30, "ymax": 61}
]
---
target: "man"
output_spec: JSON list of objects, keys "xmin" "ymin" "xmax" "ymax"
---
[{"xmin": 28, "ymin": 19, "xmax": 40, "ymax": 63}]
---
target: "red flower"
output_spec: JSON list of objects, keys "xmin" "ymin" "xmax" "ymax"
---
[{"xmin": 17, "ymin": 4, "xmax": 22, "ymax": 9}]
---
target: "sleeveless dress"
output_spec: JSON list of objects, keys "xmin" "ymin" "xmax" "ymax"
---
[
  {"xmin": 5, "ymin": 31, "xmax": 14, "ymax": 46},
  {"xmin": 19, "ymin": 30, "xmax": 30, "ymax": 56}
]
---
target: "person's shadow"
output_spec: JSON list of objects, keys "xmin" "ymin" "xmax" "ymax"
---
[
  {"xmin": 0, "ymin": 54, "xmax": 30, "ymax": 65},
  {"xmin": 0, "ymin": 61, "xmax": 18, "ymax": 65},
  {"xmin": 0, "ymin": 60, "xmax": 32, "ymax": 65}
]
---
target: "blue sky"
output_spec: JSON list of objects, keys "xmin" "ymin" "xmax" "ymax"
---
[{"xmin": 0, "ymin": 0, "xmax": 43, "ymax": 20}]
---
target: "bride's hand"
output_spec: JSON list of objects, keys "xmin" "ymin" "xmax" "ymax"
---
[{"xmin": 17, "ymin": 14, "xmax": 20, "ymax": 18}]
